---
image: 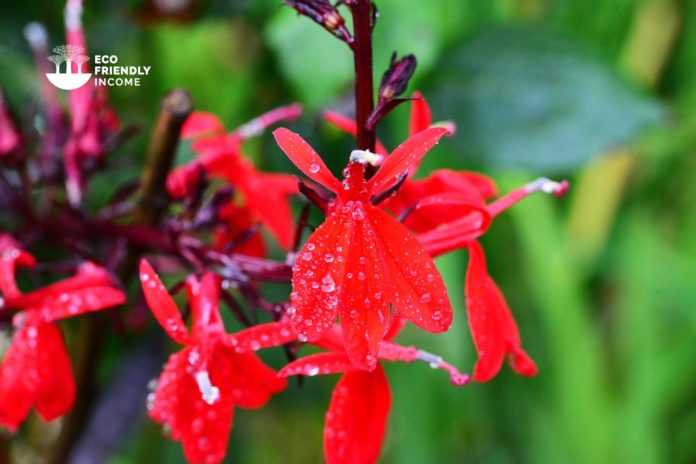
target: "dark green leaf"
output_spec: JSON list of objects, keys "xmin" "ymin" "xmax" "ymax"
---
[{"xmin": 430, "ymin": 25, "xmax": 665, "ymax": 171}]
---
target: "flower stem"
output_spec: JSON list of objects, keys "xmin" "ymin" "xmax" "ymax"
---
[{"xmin": 349, "ymin": 0, "xmax": 376, "ymax": 154}]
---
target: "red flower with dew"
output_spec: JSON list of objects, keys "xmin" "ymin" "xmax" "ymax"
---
[
  {"xmin": 205, "ymin": 317, "xmax": 468, "ymax": 464},
  {"xmin": 167, "ymin": 105, "xmax": 302, "ymax": 249},
  {"xmin": 271, "ymin": 319, "xmax": 468, "ymax": 464},
  {"xmin": 325, "ymin": 92, "xmax": 568, "ymax": 382},
  {"xmin": 0, "ymin": 235, "xmax": 125, "ymax": 431},
  {"xmin": 139, "ymin": 260, "xmax": 287, "ymax": 464},
  {"xmin": 272, "ymin": 126, "xmax": 453, "ymax": 371}
]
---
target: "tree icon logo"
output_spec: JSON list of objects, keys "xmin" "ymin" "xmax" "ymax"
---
[{"xmin": 45, "ymin": 44, "xmax": 91, "ymax": 90}]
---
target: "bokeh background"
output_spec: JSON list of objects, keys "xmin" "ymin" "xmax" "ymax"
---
[{"xmin": 1, "ymin": 0, "xmax": 696, "ymax": 463}]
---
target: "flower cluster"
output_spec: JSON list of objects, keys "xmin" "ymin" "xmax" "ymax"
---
[{"xmin": 0, "ymin": 0, "xmax": 569, "ymax": 462}]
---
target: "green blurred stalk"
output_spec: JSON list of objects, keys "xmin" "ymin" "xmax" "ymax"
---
[
  {"xmin": 567, "ymin": 0, "xmax": 680, "ymax": 268},
  {"xmin": 508, "ymin": 181, "xmax": 613, "ymax": 463}
]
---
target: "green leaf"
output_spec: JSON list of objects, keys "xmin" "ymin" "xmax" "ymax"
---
[{"xmin": 430, "ymin": 25, "xmax": 665, "ymax": 171}]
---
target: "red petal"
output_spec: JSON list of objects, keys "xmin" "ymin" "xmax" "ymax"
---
[
  {"xmin": 367, "ymin": 127, "xmax": 450, "ymax": 196},
  {"xmin": 186, "ymin": 272, "xmax": 225, "ymax": 339},
  {"xmin": 225, "ymin": 321, "xmax": 298, "ymax": 352},
  {"xmin": 465, "ymin": 241, "xmax": 537, "ymax": 382},
  {"xmin": 139, "ymin": 260, "xmax": 190, "ymax": 345},
  {"xmin": 214, "ymin": 204, "xmax": 267, "ymax": 258},
  {"xmin": 339, "ymin": 203, "xmax": 390, "ymax": 370},
  {"xmin": 0, "ymin": 322, "xmax": 75, "ymax": 430},
  {"xmin": 149, "ymin": 346, "xmax": 235, "ymax": 464},
  {"xmin": 181, "ymin": 112, "xmax": 225, "ymax": 139},
  {"xmin": 289, "ymin": 208, "xmax": 352, "ymax": 341},
  {"xmin": 383, "ymin": 315, "xmax": 407, "ymax": 341},
  {"xmin": 240, "ymin": 170, "xmax": 298, "ymax": 249},
  {"xmin": 35, "ymin": 286, "xmax": 126, "ymax": 321},
  {"xmin": 408, "ymin": 92, "xmax": 432, "ymax": 135},
  {"xmin": 324, "ymin": 366, "xmax": 391, "ymax": 464},
  {"xmin": 369, "ymin": 207, "xmax": 452, "ymax": 333},
  {"xmin": 226, "ymin": 350, "xmax": 287, "ymax": 409},
  {"xmin": 278, "ymin": 352, "xmax": 357, "ymax": 378},
  {"xmin": 0, "ymin": 235, "xmax": 35, "ymax": 299},
  {"xmin": 324, "ymin": 112, "xmax": 388, "ymax": 156},
  {"xmin": 273, "ymin": 128, "xmax": 342, "ymax": 193}
]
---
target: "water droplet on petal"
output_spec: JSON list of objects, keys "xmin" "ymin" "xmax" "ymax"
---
[
  {"xmin": 309, "ymin": 163, "xmax": 320, "ymax": 174},
  {"xmin": 321, "ymin": 274, "xmax": 336, "ymax": 293}
]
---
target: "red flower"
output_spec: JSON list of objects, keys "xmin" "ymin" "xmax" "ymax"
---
[
  {"xmin": 418, "ymin": 178, "xmax": 569, "ymax": 381},
  {"xmin": 273, "ymin": 126, "xmax": 453, "ymax": 371},
  {"xmin": 323, "ymin": 93, "xmax": 569, "ymax": 381},
  {"xmin": 139, "ymin": 260, "xmax": 287, "ymax": 464},
  {"xmin": 63, "ymin": 0, "xmax": 119, "ymax": 205},
  {"xmin": 276, "ymin": 320, "xmax": 468, "ymax": 464},
  {"xmin": 0, "ymin": 236, "xmax": 126, "ymax": 430},
  {"xmin": 167, "ymin": 105, "xmax": 302, "ymax": 249}
]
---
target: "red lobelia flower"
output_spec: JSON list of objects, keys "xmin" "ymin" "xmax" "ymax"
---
[
  {"xmin": 275, "ymin": 320, "xmax": 468, "ymax": 464},
  {"xmin": 0, "ymin": 236, "xmax": 125, "ymax": 430},
  {"xmin": 139, "ymin": 260, "xmax": 287, "ymax": 464},
  {"xmin": 325, "ymin": 92, "xmax": 569, "ymax": 382},
  {"xmin": 167, "ymin": 105, "xmax": 302, "ymax": 249},
  {"xmin": 272, "ymin": 126, "xmax": 453, "ymax": 371},
  {"xmin": 418, "ymin": 177, "xmax": 569, "ymax": 381}
]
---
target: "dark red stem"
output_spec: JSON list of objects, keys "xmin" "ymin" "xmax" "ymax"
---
[{"xmin": 350, "ymin": 0, "xmax": 376, "ymax": 153}]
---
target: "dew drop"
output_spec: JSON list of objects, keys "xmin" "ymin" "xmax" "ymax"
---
[
  {"xmin": 321, "ymin": 274, "xmax": 336, "ymax": 293},
  {"xmin": 309, "ymin": 163, "xmax": 320, "ymax": 174}
]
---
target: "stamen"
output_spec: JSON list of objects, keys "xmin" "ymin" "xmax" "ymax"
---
[
  {"xmin": 487, "ymin": 177, "xmax": 569, "ymax": 218},
  {"xmin": 350, "ymin": 149, "xmax": 384, "ymax": 166},
  {"xmin": 194, "ymin": 370, "xmax": 221, "ymax": 405},
  {"xmin": 416, "ymin": 349, "xmax": 470, "ymax": 386}
]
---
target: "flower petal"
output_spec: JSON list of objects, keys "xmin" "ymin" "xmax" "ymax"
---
[
  {"xmin": 278, "ymin": 352, "xmax": 357, "ymax": 378},
  {"xmin": 0, "ymin": 235, "xmax": 35, "ymax": 300},
  {"xmin": 240, "ymin": 170, "xmax": 298, "ymax": 249},
  {"xmin": 273, "ymin": 128, "xmax": 342, "ymax": 193},
  {"xmin": 0, "ymin": 322, "xmax": 75, "ymax": 430},
  {"xmin": 465, "ymin": 241, "xmax": 537, "ymax": 382},
  {"xmin": 289, "ymin": 208, "xmax": 352, "ymax": 341},
  {"xmin": 226, "ymin": 350, "xmax": 287, "ymax": 409},
  {"xmin": 369, "ymin": 207, "xmax": 452, "ymax": 333},
  {"xmin": 324, "ymin": 111, "xmax": 388, "ymax": 156},
  {"xmin": 324, "ymin": 366, "xmax": 391, "ymax": 464},
  {"xmin": 367, "ymin": 127, "xmax": 450, "ymax": 196},
  {"xmin": 139, "ymin": 260, "xmax": 190, "ymax": 345},
  {"xmin": 181, "ymin": 112, "xmax": 225, "ymax": 139},
  {"xmin": 35, "ymin": 286, "xmax": 126, "ymax": 321},
  {"xmin": 186, "ymin": 272, "xmax": 225, "ymax": 339},
  {"xmin": 149, "ymin": 346, "xmax": 235, "ymax": 464},
  {"xmin": 225, "ymin": 321, "xmax": 298, "ymax": 352},
  {"xmin": 339, "ymin": 203, "xmax": 390, "ymax": 370},
  {"xmin": 408, "ymin": 92, "xmax": 432, "ymax": 135}
]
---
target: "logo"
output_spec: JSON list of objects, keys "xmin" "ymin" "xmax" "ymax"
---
[
  {"xmin": 46, "ymin": 45, "xmax": 91, "ymax": 90},
  {"xmin": 46, "ymin": 46, "xmax": 152, "ymax": 90}
]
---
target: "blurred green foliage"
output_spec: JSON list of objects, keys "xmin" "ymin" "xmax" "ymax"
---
[{"xmin": 2, "ymin": 0, "xmax": 696, "ymax": 463}]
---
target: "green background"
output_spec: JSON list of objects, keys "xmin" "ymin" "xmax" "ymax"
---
[{"xmin": 1, "ymin": 0, "xmax": 695, "ymax": 462}]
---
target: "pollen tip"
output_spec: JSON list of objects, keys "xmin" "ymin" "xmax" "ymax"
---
[{"xmin": 350, "ymin": 149, "xmax": 383, "ymax": 166}]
